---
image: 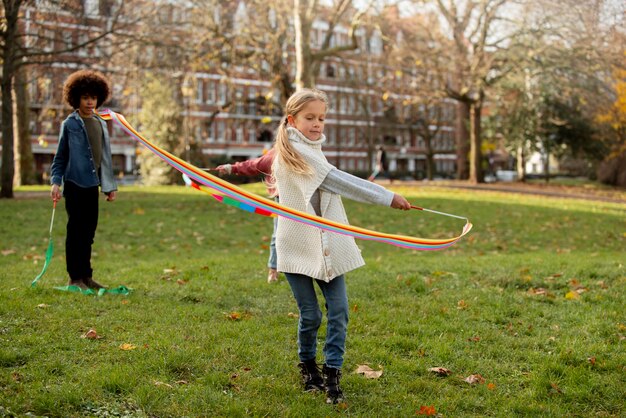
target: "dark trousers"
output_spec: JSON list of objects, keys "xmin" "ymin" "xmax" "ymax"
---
[{"xmin": 63, "ymin": 181, "xmax": 99, "ymax": 281}]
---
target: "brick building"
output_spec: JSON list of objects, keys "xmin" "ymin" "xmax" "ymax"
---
[{"xmin": 14, "ymin": 0, "xmax": 458, "ymax": 182}]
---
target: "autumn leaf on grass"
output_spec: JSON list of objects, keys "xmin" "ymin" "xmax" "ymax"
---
[
  {"xmin": 587, "ymin": 356, "xmax": 596, "ymax": 365},
  {"xmin": 354, "ymin": 364, "xmax": 383, "ymax": 379},
  {"xmin": 417, "ymin": 405, "xmax": 437, "ymax": 415},
  {"xmin": 226, "ymin": 312, "xmax": 241, "ymax": 321},
  {"xmin": 549, "ymin": 382, "xmax": 562, "ymax": 394},
  {"xmin": 457, "ymin": 300, "xmax": 468, "ymax": 310},
  {"xmin": 464, "ymin": 374, "xmax": 485, "ymax": 385},
  {"xmin": 1, "ymin": 249, "xmax": 16, "ymax": 256},
  {"xmin": 37, "ymin": 303, "xmax": 50, "ymax": 309},
  {"xmin": 487, "ymin": 382, "xmax": 496, "ymax": 390},
  {"xmin": 287, "ymin": 312, "xmax": 299, "ymax": 318},
  {"xmin": 119, "ymin": 343, "xmax": 137, "ymax": 351},
  {"xmin": 565, "ymin": 291, "xmax": 581, "ymax": 300},
  {"xmin": 428, "ymin": 367, "xmax": 452, "ymax": 376},
  {"xmin": 224, "ymin": 311, "xmax": 251, "ymax": 321},
  {"xmin": 154, "ymin": 381, "xmax": 173, "ymax": 389},
  {"xmin": 81, "ymin": 329, "xmax": 102, "ymax": 340}
]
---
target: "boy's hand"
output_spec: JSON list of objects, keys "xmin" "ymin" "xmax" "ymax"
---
[
  {"xmin": 51, "ymin": 184, "xmax": 62, "ymax": 202},
  {"xmin": 106, "ymin": 191, "xmax": 117, "ymax": 202},
  {"xmin": 391, "ymin": 193, "xmax": 411, "ymax": 210}
]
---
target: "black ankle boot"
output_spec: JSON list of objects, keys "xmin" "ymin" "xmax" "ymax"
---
[
  {"xmin": 322, "ymin": 364, "xmax": 344, "ymax": 404},
  {"xmin": 298, "ymin": 359, "xmax": 325, "ymax": 392}
]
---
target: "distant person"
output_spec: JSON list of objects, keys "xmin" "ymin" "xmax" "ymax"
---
[
  {"xmin": 271, "ymin": 88, "xmax": 410, "ymax": 404},
  {"xmin": 368, "ymin": 145, "xmax": 387, "ymax": 181},
  {"xmin": 50, "ymin": 69, "xmax": 117, "ymax": 290},
  {"xmin": 215, "ymin": 149, "xmax": 279, "ymax": 283}
]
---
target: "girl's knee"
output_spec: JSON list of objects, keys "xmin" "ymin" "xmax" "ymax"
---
[{"xmin": 300, "ymin": 306, "xmax": 323, "ymax": 328}]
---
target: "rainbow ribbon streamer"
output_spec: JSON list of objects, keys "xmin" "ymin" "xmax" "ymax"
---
[{"xmin": 99, "ymin": 109, "xmax": 472, "ymax": 250}]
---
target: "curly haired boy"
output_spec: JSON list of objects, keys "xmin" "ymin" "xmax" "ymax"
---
[{"xmin": 50, "ymin": 69, "xmax": 118, "ymax": 290}]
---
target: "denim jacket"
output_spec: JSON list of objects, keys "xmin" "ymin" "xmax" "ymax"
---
[{"xmin": 50, "ymin": 111, "xmax": 117, "ymax": 193}]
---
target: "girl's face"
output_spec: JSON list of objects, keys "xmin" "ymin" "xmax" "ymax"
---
[
  {"xmin": 288, "ymin": 99, "xmax": 326, "ymax": 141},
  {"xmin": 78, "ymin": 94, "xmax": 97, "ymax": 117}
]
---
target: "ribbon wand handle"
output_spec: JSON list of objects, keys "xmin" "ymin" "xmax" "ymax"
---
[{"xmin": 410, "ymin": 205, "xmax": 468, "ymax": 221}]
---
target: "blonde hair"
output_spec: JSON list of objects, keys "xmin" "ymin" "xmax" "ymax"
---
[{"xmin": 274, "ymin": 88, "xmax": 329, "ymax": 175}]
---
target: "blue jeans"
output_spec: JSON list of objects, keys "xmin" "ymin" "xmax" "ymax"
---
[
  {"xmin": 285, "ymin": 273, "xmax": 349, "ymax": 369},
  {"xmin": 267, "ymin": 214, "xmax": 277, "ymax": 270}
]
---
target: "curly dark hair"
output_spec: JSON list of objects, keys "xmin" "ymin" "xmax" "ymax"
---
[{"xmin": 63, "ymin": 69, "xmax": 111, "ymax": 109}]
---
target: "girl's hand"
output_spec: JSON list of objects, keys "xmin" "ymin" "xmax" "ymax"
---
[
  {"xmin": 215, "ymin": 164, "xmax": 232, "ymax": 175},
  {"xmin": 391, "ymin": 193, "xmax": 411, "ymax": 210},
  {"xmin": 51, "ymin": 184, "xmax": 62, "ymax": 202}
]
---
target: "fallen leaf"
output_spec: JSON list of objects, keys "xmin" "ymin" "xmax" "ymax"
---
[
  {"xmin": 587, "ymin": 356, "xmax": 596, "ymax": 365},
  {"xmin": 417, "ymin": 405, "xmax": 437, "ymax": 415},
  {"xmin": 1, "ymin": 249, "xmax": 16, "ymax": 256},
  {"xmin": 428, "ymin": 367, "xmax": 452, "ymax": 376},
  {"xmin": 226, "ymin": 312, "xmax": 241, "ymax": 320},
  {"xmin": 549, "ymin": 382, "xmax": 562, "ymax": 394},
  {"xmin": 457, "ymin": 300, "xmax": 468, "ymax": 309},
  {"xmin": 487, "ymin": 382, "xmax": 496, "ymax": 390},
  {"xmin": 176, "ymin": 279, "xmax": 188, "ymax": 285},
  {"xmin": 175, "ymin": 380, "xmax": 188, "ymax": 385},
  {"xmin": 467, "ymin": 336, "xmax": 481, "ymax": 342},
  {"xmin": 133, "ymin": 207, "xmax": 145, "ymax": 215},
  {"xmin": 354, "ymin": 364, "xmax": 383, "ymax": 379},
  {"xmin": 464, "ymin": 374, "xmax": 485, "ymax": 384},
  {"xmin": 81, "ymin": 329, "xmax": 102, "ymax": 339},
  {"xmin": 565, "ymin": 291, "xmax": 580, "ymax": 300},
  {"xmin": 36, "ymin": 303, "xmax": 50, "ymax": 309},
  {"xmin": 121, "ymin": 300, "xmax": 130, "ymax": 305},
  {"xmin": 287, "ymin": 312, "xmax": 299, "ymax": 318},
  {"xmin": 528, "ymin": 287, "xmax": 548, "ymax": 295},
  {"xmin": 154, "ymin": 381, "xmax": 173, "ymax": 388},
  {"xmin": 119, "ymin": 343, "xmax": 137, "ymax": 350},
  {"xmin": 352, "ymin": 304, "xmax": 359, "ymax": 312}
]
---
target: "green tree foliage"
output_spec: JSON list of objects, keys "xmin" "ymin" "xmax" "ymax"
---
[{"xmin": 137, "ymin": 74, "xmax": 183, "ymax": 185}]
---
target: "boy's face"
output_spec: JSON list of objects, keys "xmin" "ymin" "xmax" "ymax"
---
[
  {"xmin": 78, "ymin": 94, "xmax": 97, "ymax": 117},
  {"xmin": 288, "ymin": 99, "xmax": 326, "ymax": 141}
]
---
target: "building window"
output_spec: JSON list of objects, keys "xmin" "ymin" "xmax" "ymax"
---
[
  {"xmin": 207, "ymin": 82, "xmax": 216, "ymax": 104},
  {"xmin": 84, "ymin": 0, "xmax": 99, "ymax": 16},
  {"xmin": 217, "ymin": 120, "xmax": 225, "ymax": 143},
  {"xmin": 326, "ymin": 64, "xmax": 336, "ymax": 78},
  {"xmin": 196, "ymin": 81, "xmax": 203, "ymax": 104}
]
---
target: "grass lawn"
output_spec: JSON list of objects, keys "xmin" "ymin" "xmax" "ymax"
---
[{"xmin": 1, "ymin": 184, "xmax": 624, "ymax": 417}]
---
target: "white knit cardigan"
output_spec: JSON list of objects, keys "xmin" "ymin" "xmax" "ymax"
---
[{"xmin": 273, "ymin": 127, "xmax": 365, "ymax": 282}]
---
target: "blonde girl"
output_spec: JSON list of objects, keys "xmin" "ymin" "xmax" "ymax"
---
[{"xmin": 271, "ymin": 88, "xmax": 410, "ymax": 404}]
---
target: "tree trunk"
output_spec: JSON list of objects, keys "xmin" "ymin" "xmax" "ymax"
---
[
  {"xmin": 13, "ymin": 67, "xmax": 36, "ymax": 186},
  {"xmin": 1, "ymin": 0, "xmax": 20, "ymax": 198},
  {"xmin": 293, "ymin": 0, "xmax": 314, "ymax": 90},
  {"xmin": 455, "ymin": 101, "xmax": 470, "ymax": 180},
  {"xmin": 468, "ymin": 101, "xmax": 483, "ymax": 184},
  {"xmin": 516, "ymin": 142, "xmax": 526, "ymax": 182}
]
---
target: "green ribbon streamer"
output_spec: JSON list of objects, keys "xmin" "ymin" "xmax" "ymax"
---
[
  {"xmin": 53, "ymin": 285, "xmax": 132, "ymax": 297},
  {"xmin": 31, "ymin": 203, "xmax": 57, "ymax": 288}
]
